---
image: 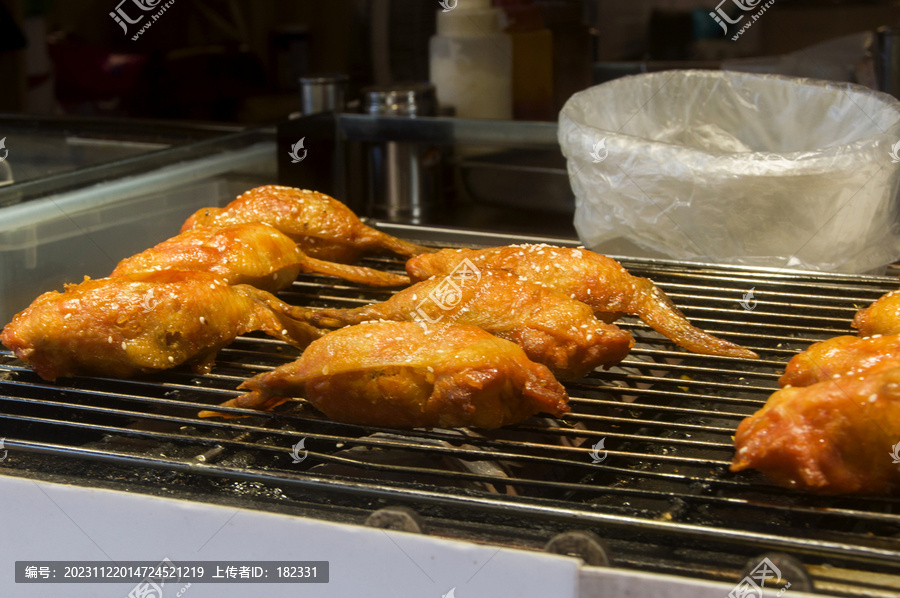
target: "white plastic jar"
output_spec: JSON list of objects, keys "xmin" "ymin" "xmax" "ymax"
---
[{"xmin": 429, "ymin": 0, "xmax": 512, "ymax": 120}]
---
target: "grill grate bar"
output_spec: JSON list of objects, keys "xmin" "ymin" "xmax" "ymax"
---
[
  {"xmin": 633, "ymin": 316, "xmax": 850, "ymax": 339},
  {"xmin": 0, "ymin": 366, "xmax": 242, "ymax": 397},
  {"xmin": 621, "ymin": 353, "xmax": 789, "ymax": 372},
  {"xmin": 561, "ymin": 415, "xmax": 735, "ymax": 434},
  {"xmin": 570, "ymin": 386, "xmax": 767, "ymax": 409},
  {"xmin": 0, "ymin": 387, "xmax": 738, "ymax": 467},
  {"xmin": 612, "ymin": 325, "xmax": 835, "ymax": 348},
  {"xmin": 661, "ymin": 284, "xmax": 886, "ymax": 305},
  {"xmin": 0, "ymin": 408, "xmax": 739, "ymax": 477},
  {"xmin": 625, "ymin": 264, "xmax": 896, "ymax": 288},
  {"xmin": 572, "ymin": 371, "xmax": 776, "ymax": 396}
]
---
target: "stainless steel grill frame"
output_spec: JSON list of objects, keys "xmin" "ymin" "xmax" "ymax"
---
[{"xmin": 2, "ymin": 224, "xmax": 900, "ymax": 597}]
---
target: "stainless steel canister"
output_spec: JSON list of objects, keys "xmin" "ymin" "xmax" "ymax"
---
[
  {"xmin": 363, "ymin": 83, "xmax": 438, "ymax": 222},
  {"xmin": 299, "ymin": 74, "xmax": 348, "ymax": 115}
]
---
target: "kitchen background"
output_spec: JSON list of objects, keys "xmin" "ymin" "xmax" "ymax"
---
[{"xmin": 0, "ymin": 0, "xmax": 898, "ymax": 123}]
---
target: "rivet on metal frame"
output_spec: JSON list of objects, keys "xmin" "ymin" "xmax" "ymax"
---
[
  {"xmin": 365, "ymin": 506, "xmax": 426, "ymax": 534},
  {"xmin": 544, "ymin": 530, "xmax": 611, "ymax": 567}
]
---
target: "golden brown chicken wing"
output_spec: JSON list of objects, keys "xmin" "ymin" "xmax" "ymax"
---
[
  {"xmin": 181, "ymin": 185, "xmax": 431, "ymax": 263},
  {"xmin": 307, "ymin": 268, "xmax": 634, "ymax": 380},
  {"xmin": 0, "ymin": 271, "xmax": 322, "ymax": 381},
  {"xmin": 731, "ymin": 358, "xmax": 900, "ymax": 494},
  {"xmin": 779, "ymin": 334, "xmax": 900, "ymax": 388},
  {"xmin": 406, "ymin": 245, "xmax": 757, "ymax": 359},
  {"xmin": 202, "ymin": 321, "xmax": 570, "ymax": 429},
  {"xmin": 111, "ymin": 222, "xmax": 410, "ymax": 290},
  {"xmin": 853, "ymin": 289, "xmax": 900, "ymax": 337}
]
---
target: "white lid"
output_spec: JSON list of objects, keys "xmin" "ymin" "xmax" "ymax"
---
[{"xmin": 437, "ymin": 0, "xmax": 504, "ymax": 37}]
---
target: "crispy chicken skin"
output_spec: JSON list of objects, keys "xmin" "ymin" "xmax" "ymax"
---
[
  {"xmin": 853, "ymin": 289, "xmax": 900, "ymax": 337},
  {"xmin": 203, "ymin": 321, "xmax": 570, "ymax": 428},
  {"xmin": 308, "ymin": 269, "xmax": 634, "ymax": 380},
  {"xmin": 406, "ymin": 245, "xmax": 757, "ymax": 359},
  {"xmin": 0, "ymin": 271, "xmax": 322, "ymax": 381},
  {"xmin": 779, "ymin": 334, "xmax": 900, "ymax": 388},
  {"xmin": 111, "ymin": 222, "xmax": 409, "ymax": 290},
  {"xmin": 181, "ymin": 185, "xmax": 431, "ymax": 263},
  {"xmin": 732, "ymin": 358, "xmax": 900, "ymax": 494}
]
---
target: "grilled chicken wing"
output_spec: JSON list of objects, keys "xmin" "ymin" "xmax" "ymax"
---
[
  {"xmin": 732, "ymin": 358, "xmax": 900, "ymax": 494},
  {"xmin": 308, "ymin": 269, "xmax": 634, "ymax": 380},
  {"xmin": 779, "ymin": 334, "xmax": 900, "ymax": 388},
  {"xmin": 406, "ymin": 245, "xmax": 757, "ymax": 359},
  {"xmin": 202, "ymin": 321, "xmax": 570, "ymax": 429},
  {"xmin": 112, "ymin": 222, "xmax": 409, "ymax": 290},
  {"xmin": 0, "ymin": 271, "xmax": 322, "ymax": 381},
  {"xmin": 181, "ymin": 185, "xmax": 431, "ymax": 263},
  {"xmin": 853, "ymin": 289, "xmax": 900, "ymax": 337}
]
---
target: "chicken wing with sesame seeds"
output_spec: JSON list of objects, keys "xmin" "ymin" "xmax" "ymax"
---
[
  {"xmin": 731, "ymin": 358, "xmax": 900, "ymax": 494},
  {"xmin": 778, "ymin": 334, "xmax": 900, "ymax": 388},
  {"xmin": 111, "ymin": 222, "xmax": 410, "ymax": 290},
  {"xmin": 306, "ymin": 269, "xmax": 634, "ymax": 380},
  {"xmin": 0, "ymin": 271, "xmax": 322, "ymax": 381},
  {"xmin": 201, "ymin": 321, "xmax": 570, "ymax": 429},
  {"xmin": 853, "ymin": 288, "xmax": 900, "ymax": 337},
  {"xmin": 181, "ymin": 185, "xmax": 432, "ymax": 263},
  {"xmin": 406, "ymin": 245, "xmax": 758, "ymax": 359}
]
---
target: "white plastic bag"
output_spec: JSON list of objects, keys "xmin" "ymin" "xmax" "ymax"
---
[{"xmin": 559, "ymin": 70, "xmax": 900, "ymax": 273}]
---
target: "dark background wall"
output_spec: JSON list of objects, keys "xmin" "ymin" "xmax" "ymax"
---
[{"xmin": 0, "ymin": 0, "xmax": 898, "ymax": 123}]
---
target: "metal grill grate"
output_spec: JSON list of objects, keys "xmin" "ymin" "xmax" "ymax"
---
[{"xmin": 2, "ymin": 227, "xmax": 900, "ymax": 596}]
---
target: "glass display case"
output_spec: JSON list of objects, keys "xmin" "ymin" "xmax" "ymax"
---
[
  {"xmin": 0, "ymin": 123, "xmax": 275, "ymax": 324},
  {"xmin": 0, "ymin": 115, "xmax": 239, "ymax": 192}
]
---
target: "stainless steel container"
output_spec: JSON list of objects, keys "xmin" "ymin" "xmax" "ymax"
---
[
  {"xmin": 363, "ymin": 83, "xmax": 438, "ymax": 222},
  {"xmin": 299, "ymin": 74, "xmax": 348, "ymax": 115}
]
